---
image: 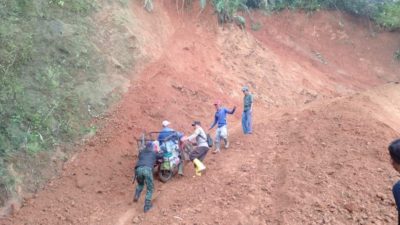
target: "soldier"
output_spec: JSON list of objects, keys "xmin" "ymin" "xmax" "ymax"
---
[{"xmin": 133, "ymin": 141, "xmax": 162, "ymax": 212}]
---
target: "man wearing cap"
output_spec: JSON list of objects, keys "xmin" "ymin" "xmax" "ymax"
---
[
  {"xmin": 157, "ymin": 120, "xmax": 184, "ymax": 175},
  {"xmin": 158, "ymin": 120, "xmax": 174, "ymax": 145},
  {"xmin": 242, "ymin": 86, "xmax": 253, "ymax": 134},
  {"xmin": 209, "ymin": 100, "xmax": 236, "ymax": 153},
  {"xmin": 182, "ymin": 121, "xmax": 209, "ymax": 176}
]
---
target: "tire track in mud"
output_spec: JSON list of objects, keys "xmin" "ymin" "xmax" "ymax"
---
[{"xmin": 270, "ymin": 154, "xmax": 290, "ymax": 225}]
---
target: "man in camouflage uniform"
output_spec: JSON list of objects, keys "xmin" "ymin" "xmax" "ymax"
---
[{"xmin": 133, "ymin": 141, "xmax": 162, "ymax": 212}]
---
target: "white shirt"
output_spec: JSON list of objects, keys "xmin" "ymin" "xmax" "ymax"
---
[{"xmin": 188, "ymin": 126, "xmax": 208, "ymax": 148}]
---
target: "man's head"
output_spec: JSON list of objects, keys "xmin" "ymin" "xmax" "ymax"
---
[
  {"xmin": 242, "ymin": 86, "xmax": 249, "ymax": 95},
  {"xmin": 162, "ymin": 120, "xmax": 171, "ymax": 127},
  {"xmin": 144, "ymin": 141, "xmax": 159, "ymax": 153},
  {"xmin": 191, "ymin": 120, "xmax": 201, "ymax": 128},
  {"xmin": 145, "ymin": 141, "xmax": 153, "ymax": 152},
  {"xmin": 214, "ymin": 100, "xmax": 221, "ymax": 110},
  {"xmin": 389, "ymin": 139, "xmax": 400, "ymax": 172}
]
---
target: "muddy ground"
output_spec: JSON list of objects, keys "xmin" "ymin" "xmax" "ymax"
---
[{"xmin": 1, "ymin": 1, "xmax": 400, "ymax": 225}]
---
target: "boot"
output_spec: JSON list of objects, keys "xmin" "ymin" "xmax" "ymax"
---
[
  {"xmin": 144, "ymin": 200, "xmax": 152, "ymax": 212},
  {"xmin": 193, "ymin": 158, "xmax": 206, "ymax": 172},
  {"xmin": 193, "ymin": 159, "xmax": 206, "ymax": 176},
  {"xmin": 212, "ymin": 148, "xmax": 220, "ymax": 154},
  {"xmin": 178, "ymin": 162, "xmax": 184, "ymax": 176},
  {"xmin": 133, "ymin": 189, "xmax": 141, "ymax": 202},
  {"xmin": 195, "ymin": 165, "xmax": 202, "ymax": 176},
  {"xmin": 224, "ymin": 138, "xmax": 229, "ymax": 149}
]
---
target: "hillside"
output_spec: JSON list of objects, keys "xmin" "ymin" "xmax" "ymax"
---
[{"xmin": 1, "ymin": 0, "xmax": 400, "ymax": 224}]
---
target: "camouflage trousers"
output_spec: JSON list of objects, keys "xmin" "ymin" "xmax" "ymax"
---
[{"xmin": 135, "ymin": 166, "xmax": 154, "ymax": 202}]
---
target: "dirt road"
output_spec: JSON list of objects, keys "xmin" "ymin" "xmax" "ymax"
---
[{"xmin": 2, "ymin": 1, "xmax": 400, "ymax": 225}]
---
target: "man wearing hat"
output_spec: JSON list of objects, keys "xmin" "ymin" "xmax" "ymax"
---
[
  {"xmin": 158, "ymin": 120, "xmax": 174, "ymax": 145},
  {"xmin": 157, "ymin": 120, "xmax": 184, "ymax": 175},
  {"xmin": 242, "ymin": 86, "xmax": 253, "ymax": 134},
  {"xmin": 182, "ymin": 121, "xmax": 209, "ymax": 176},
  {"xmin": 209, "ymin": 100, "xmax": 236, "ymax": 153},
  {"xmin": 158, "ymin": 120, "xmax": 183, "ymax": 145}
]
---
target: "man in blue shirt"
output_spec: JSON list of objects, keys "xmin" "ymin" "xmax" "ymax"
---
[
  {"xmin": 158, "ymin": 120, "xmax": 174, "ymax": 145},
  {"xmin": 157, "ymin": 120, "xmax": 184, "ymax": 175},
  {"xmin": 209, "ymin": 100, "xmax": 236, "ymax": 153},
  {"xmin": 389, "ymin": 139, "xmax": 400, "ymax": 225},
  {"xmin": 158, "ymin": 120, "xmax": 183, "ymax": 145},
  {"xmin": 242, "ymin": 86, "xmax": 253, "ymax": 134}
]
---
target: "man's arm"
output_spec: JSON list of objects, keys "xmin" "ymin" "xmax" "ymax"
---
[
  {"xmin": 155, "ymin": 151, "xmax": 163, "ymax": 160},
  {"xmin": 187, "ymin": 128, "xmax": 200, "ymax": 141},
  {"xmin": 157, "ymin": 133, "xmax": 162, "ymax": 142},
  {"xmin": 135, "ymin": 151, "xmax": 143, "ymax": 169},
  {"xmin": 209, "ymin": 114, "xmax": 218, "ymax": 130},
  {"xmin": 175, "ymin": 131, "xmax": 184, "ymax": 140},
  {"xmin": 249, "ymin": 95, "xmax": 253, "ymax": 111},
  {"xmin": 226, "ymin": 106, "xmax": 236, "ymax": 114}
]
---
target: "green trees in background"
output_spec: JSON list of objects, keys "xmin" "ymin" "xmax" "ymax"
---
[
  {"xmin": 374, "ymin": 1, "xmax": 400, "ymax": 30},
  {"xmin": 148, "ymin": 0, "xmax": 400, "ymax": 30},
  {"xmin": 259, "ymin": 0, "xmax": 400, "ymax": 30}
]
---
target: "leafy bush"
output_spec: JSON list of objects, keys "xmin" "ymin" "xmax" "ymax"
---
[
  {"xmin": 145, "ymin": 0, "xmax": 400, "ymax": 30},
  {"xmin": 374, "ymin": 1, "xmax": 400, "ymax": 30},
  {"xmin": 213, "ymin": 0, "xmax": 248, "ymax": 23},
  {"xmin": 395, "ymin": 49, "xmax": 400, "ymax": 60},
  {"xmin": 262, "ymin": 0, "xmax": 400, "ymax": 30},
  {"xmin": 262, "ymin": 0, "xmax": 323, "ymax": 11}
]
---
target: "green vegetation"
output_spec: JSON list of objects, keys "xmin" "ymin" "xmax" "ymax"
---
[
  {"xmin": 375, "ymin": 1, "xmax": 400, "ymax": 31},
  {"xmin": 395, "ymin": 49, "xmax": 400, "ymax": 60},
  {"xmin": 150, "ymin": 0, "xmax": 400, "ymax": 30},
  {"xmin": 1, "ymin": 0, "xmax": 398, "ymax": 210},
  {"xmin": 213, "ymin": 0, "xmax": 249, "ymax": 23},
  {"xmin": 0, "ymin": 0, "xmax": 106, "ymax": 205},
  {"xmin": 262, "ymin": 0, "xmax": 400, "ymax": 30}
]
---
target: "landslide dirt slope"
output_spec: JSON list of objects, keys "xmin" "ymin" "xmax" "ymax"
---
[{"xmin": 2, "ymin": 1, "xmax": 400, "ymax": 225}]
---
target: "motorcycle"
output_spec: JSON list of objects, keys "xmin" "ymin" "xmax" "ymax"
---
[{"xmin": 136, "ymin": 131, "xmax": 192, "ymax": 183}]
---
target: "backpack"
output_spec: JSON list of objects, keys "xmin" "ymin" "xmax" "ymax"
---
[{"xmin": 200, "ymin": 133, "xmax": 213, "ymax": 148}]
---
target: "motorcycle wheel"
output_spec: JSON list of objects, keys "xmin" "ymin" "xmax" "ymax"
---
[{"xmin": 158, "ymin": 167, "xmax": 173, "ymax": 183}]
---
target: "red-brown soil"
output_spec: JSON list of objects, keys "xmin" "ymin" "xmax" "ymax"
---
[{"xmin": 1, "ymin": 1, "xmax": 400, "ymax": 225}]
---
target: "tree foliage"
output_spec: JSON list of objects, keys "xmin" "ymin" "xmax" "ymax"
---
[
  {"xmin": 144, "ymin": 0, "xmax": 400, "ymax": 29},
  {"xmin": 263, "ymin": 0, "xmax": 400, "ymax": 30},
  {"xmin": 375, "ymin": 0, "xmax": 400, "ymax": 30}
]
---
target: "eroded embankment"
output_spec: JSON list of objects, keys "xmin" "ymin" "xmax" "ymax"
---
[{"xmin": 2, "ymin": 1, "xmax": 400, "ymax": 225}]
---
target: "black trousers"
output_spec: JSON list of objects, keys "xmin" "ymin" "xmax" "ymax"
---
[{"xmin": 189, "ymin": 146, "xmax": 209, "ymax": 161}]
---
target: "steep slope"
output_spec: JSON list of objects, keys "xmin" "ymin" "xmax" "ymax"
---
[
  {"xmin": 1, "ymin": 1, "xmax": 400, "ymax": 225},
  {"xmin": 135, "ymin": 83, "xmax": 400, "ymax": 225}
]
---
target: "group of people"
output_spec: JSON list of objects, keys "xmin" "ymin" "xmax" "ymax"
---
[
  {"xmin": 132, "ymin": 86, "xmax": 253, "ymax": 212},
  {"xmin": 131, "ymin": 82, "xmax": 400, "ymax": 220}
]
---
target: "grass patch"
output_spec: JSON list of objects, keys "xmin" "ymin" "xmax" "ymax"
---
[
  {"xmin": 250, "ymin": 21, "xmax": 262, "ymax": 31},
  {"xmin": 395, "ymin": 49, "xmax": 400, "ymax": 61},
  {"xmin": 0, "ymin": 0, "xmax": 113, "ymax": 205}
]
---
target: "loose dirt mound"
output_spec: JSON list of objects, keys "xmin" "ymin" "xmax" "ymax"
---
[{"xmin": 2, "ymin": 1, "xmax": 400, "ymax": 225}]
